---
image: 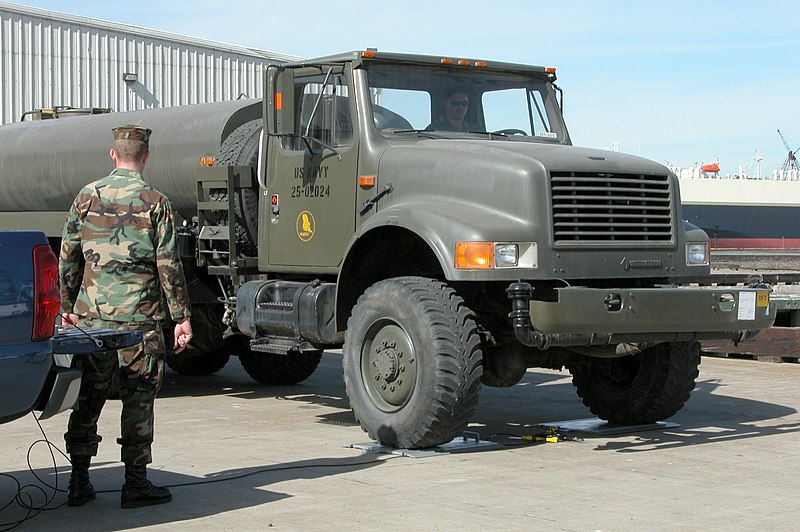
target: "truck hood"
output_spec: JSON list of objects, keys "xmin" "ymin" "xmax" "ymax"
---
[
  {"xmin": 371, "ymin": 137, "xmax": 684, "ymax": 281},
  {"xmin": 376, "ymin": 139, "xmax": 673, "ymax": 229},
  {"xmin": 381, "ymin": 138, "xmax": 669, "ymax": 177}
]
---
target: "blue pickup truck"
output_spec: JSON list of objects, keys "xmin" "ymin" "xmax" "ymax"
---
[{"xmin": 0, "ymin": 231, "xmax": 140, "ymax": 424}]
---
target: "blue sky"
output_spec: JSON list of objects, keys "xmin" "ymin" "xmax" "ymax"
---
[{"xmin": 15, "ymin": 0, "xmax": 800, "ymax": 177}]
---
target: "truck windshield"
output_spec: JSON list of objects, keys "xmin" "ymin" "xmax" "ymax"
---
[{"xmin": 365, "ymin": 62, "xmax": 567, "ymax": 142}]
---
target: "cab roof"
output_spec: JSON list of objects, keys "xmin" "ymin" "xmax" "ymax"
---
[{"xmin": 281, "ymin": 50, "xmax": 556, "ymax": 79}]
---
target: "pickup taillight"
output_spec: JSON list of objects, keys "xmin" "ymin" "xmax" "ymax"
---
[{"xmin": 32, "ymin": 244, "xmax": 60, "ymax": 341}]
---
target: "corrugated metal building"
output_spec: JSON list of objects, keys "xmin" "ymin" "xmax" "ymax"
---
[{"xmin": 0, "ymin": 1, "xmax": 299, "ymax": 124}]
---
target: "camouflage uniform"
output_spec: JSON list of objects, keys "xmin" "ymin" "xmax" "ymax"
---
[{"xmin": 60, "ymin": 166, "xmax": 190, "ymax": 466}]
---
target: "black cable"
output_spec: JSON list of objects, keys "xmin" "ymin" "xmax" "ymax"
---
[
  {"xmin": 0, "ymin": 414, "xmax": 69, "ymax": 531},
  {"xmin": 489, "ymin": 430, "xmax": 584, "ymax": 445},
  {"xmin": 487, "ymin": 432, "xmax": 538, "ymax": 447},
  {"xmin": 0, "ymin": 412, "xmax": 396, "ymax": 529},
  {"xmin": 56, "ymin": 323, "xmax": 105, "ymax": 348}
]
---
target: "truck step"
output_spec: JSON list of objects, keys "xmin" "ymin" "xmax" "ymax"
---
[{"xmin": 248, "ymin": 338, "xmax": 316, "ymax": 355}]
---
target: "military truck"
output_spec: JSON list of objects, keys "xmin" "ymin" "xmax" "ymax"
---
[{"xmin": 0, "ymin": 50, "xmax": 775, "ymax": 448}]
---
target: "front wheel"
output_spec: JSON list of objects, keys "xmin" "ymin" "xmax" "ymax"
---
[
  {"xmin": 568, "ymin": 341, "xmax": 701, "ymax": 424},
  {"xmin": 343, "ymin": 277, "xmax": 483, "ymax": 449}
]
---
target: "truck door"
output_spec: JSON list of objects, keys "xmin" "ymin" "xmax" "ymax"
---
[{"xmin": 263, "ymin": 66, "xmax": 358, "ymax": 269}]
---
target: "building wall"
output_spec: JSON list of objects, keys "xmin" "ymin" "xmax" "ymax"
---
[{"xmin": 0, "ymin": 2, "xmax": 298, "ymax": 124}]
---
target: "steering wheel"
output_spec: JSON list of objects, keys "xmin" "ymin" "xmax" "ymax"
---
[{"xmin": 491, "ymin": 129, "xmax": 528, "ymax": 136}]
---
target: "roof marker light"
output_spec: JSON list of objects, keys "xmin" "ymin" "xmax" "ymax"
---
[
  {"xmin": 362, "ymin": 50, "xmax": 377, "ymax": 58},
  {"xmin": 440, "ymin": 58, "xmax": 453, "ymax": 64},
  {"xmin": 458, "ymin": 59, "xmax": 470, "ymax": 66}
]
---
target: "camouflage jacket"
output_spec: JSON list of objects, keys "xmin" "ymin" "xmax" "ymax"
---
[{"xmin": 59, "ymin": 168, "xmax": 191, "ymax": 322}]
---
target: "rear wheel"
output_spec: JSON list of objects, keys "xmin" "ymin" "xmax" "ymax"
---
[
  {"xmin": 343, "ymin": 277, "xmax": 482, "ymax": 449},
  {"xmin": 568, "ymin": 341, "xmax": 701, "ymax": 424},
  {"xmin": 165, "ymin": 350, "xmax": 230, "ymax": 376},
  {"xmin": 239, "ymin": 351, "xmax": 323, "ymax": 385},
  {"xmin": 165, "ymin": 303, "xmax": 229, "ymax": 376},
  {"xmin": 233, "ymin": 336, "xmax": 322, "ymax": 385}
]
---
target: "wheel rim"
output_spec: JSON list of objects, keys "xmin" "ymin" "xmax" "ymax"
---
[{"xmin": 361, "ymin": 318, "xmax": 418, "ymax": 412}]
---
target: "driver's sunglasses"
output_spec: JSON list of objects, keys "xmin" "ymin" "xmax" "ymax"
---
[{"xmin": 448, "ymin": 99, "xmax": 469, "ymax": 107}]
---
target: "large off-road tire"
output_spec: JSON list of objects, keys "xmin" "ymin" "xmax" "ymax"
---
[
  {"xmin": 235, "ymin": 335, "xmax": 323, "ymax": 385},
  {"xmin": 568, "ymin": 341, "xmax": 701, "ymax": 424},
  {"xmin": 164, "ymin": 303, "xmax": 229, "ymax": 375},
  {"xmin": 165, "ymin": 350, "xmax": 230, "ymax": 376},
  {"xmin": 343, "ymin": 277, "xmax": 483, "ymax": 449},
  {"xmin": 212, "ymin": 119, "xmax": 262, "ymax": 256}
]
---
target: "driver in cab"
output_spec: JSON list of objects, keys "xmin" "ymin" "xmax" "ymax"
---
[{"xmin": 426, "ymin": 91, "xmax": 478, "ymax": 132}]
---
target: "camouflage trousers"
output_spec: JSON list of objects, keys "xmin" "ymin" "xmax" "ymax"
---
[{"xmin": 64, "ymin": 319, "xmax": 166, "ymax": 466}]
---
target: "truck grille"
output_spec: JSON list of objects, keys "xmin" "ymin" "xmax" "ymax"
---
[{"xmin": 550, "ymin": 171, "xmax": 673, "ymax": 243}]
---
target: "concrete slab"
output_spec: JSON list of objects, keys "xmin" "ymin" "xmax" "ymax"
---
[{"xmin": 1, "ymin": 353, "xmax": 799, "ymax": 530}]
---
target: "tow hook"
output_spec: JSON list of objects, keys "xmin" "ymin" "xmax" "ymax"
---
[
  {"xmin": 506, "ymin": 282, "xmax": 546, "ymax": 348},
  {"xmin": 604, "ymin": 293, "xmax": 622, "ymax": 312}
]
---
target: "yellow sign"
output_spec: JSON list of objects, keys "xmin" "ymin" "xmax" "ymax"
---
[
  {"xmin": 756, "ymin": 291, "xmax": 769, "ymax": 308},
  {"xmin": 296, "ymin": 210, "xmax": 316, "ymax": 242}
]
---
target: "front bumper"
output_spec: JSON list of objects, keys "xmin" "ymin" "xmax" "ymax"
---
[{"xmin": 511, "ymin": 283, "xmax": 775, "ymax": 348}]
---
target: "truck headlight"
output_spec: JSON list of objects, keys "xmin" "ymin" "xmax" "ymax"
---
[
  {"xmin": 494, "ymin": 243, "xmax": 519, "ymax": 268},
  {"xmin": 455, "ymin": 242, "xmax": 537, "ymax": 270},
  {"xmin": 686, "ymin": 242, "xmax": 709, "ymax": 266}
]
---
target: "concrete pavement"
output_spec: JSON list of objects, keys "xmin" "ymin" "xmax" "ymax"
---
[{"xmin": 1, "ymin": 353, "xmax": 798, "ymax": 530}]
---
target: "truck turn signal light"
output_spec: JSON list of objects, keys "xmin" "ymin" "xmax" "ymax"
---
[{"xmin": 455, "ymin": 242, "xmax": 494, "ymax": 269}]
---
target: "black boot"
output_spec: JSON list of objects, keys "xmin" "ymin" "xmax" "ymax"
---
[
  {"xmin": 67, "ymin": 457, "xmax": 95, "ymax": 507},
  {"xmin": 121, "ymin": 464, "xmax": 172, "ymax": 508}
]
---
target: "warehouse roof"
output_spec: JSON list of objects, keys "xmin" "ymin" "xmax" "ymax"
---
[{"xmin": 0, "ymin": 1, "xmax": 302, "ymax": 63}]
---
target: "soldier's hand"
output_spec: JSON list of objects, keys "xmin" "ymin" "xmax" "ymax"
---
[
  {"xmin": 173, "ymin": 318, "xmax": 193, "ymax": 354},
  {"xmin": 61, "ymin": 313, "xmax": 80, "ymax": 327}
]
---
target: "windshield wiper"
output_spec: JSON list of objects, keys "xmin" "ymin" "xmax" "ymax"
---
[{"xmin": 390, "ymin": 129, "xmax": 444, "ymax": 139}]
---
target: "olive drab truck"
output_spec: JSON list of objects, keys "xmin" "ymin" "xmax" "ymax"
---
[{"xmin": 0, "ymin": 50, "xmax": 775, "ymax": 449}]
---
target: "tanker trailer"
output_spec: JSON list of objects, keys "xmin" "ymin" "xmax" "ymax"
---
[{"xmin": 0, "ymin": 99, "xmax": 265, "ymax": 376}]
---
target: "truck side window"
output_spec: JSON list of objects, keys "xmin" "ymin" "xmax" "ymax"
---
[{"xmin": 285, "ymin": 74, "xmax": 353, "ymax": 151}]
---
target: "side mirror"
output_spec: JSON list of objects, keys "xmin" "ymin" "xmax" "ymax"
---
[{"xmin": 266, "ymin": 66, "xmax": 295, "ymax": 136}]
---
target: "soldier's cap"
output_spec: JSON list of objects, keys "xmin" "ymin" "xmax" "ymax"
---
[{"xmin": 112, "ymin": 125, "xmax": 152, "ymax": 143}]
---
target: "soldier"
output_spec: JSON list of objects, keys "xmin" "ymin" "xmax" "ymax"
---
[{"xmin": 59, "ymin": 125, "xmax": 193, "ymax": 509}]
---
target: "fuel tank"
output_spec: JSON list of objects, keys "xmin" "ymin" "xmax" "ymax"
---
[{"xmin": 0, "ymin": 99, "xmax": 262, "ymax": 219}]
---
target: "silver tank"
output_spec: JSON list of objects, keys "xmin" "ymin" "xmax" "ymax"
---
[{"xmin": 0, "ymin": 99, "xmax": 262, "ymax": 219}]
